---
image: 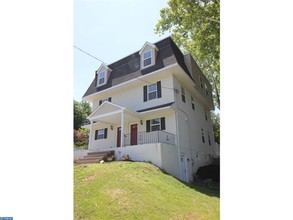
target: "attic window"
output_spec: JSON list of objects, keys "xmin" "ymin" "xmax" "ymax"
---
[
  {"xmin": 98, "ymin": 71, "xmax": 106, "ymax": 86},
  {"xmin": 143, "ymin": 50, "xmax": 152, "ymax": 67}
]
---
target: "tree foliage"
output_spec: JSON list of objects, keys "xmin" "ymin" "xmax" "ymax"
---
[
  {"xmin": 74, "ymin": 100, "xmax": 91, "ymax": 130},
  {"xmin": 155, "ymin": 0, "xmax": 220, "ymax": 108},
  {"xmin": 211, "ymin": 112, "xmax": 220, "ymax": 144}
]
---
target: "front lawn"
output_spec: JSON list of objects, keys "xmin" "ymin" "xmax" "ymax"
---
[{"xmin": 74, "ymin": 162, "xmax": 219, "ymax": 220}]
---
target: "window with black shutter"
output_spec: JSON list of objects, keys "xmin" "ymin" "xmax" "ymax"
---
[
  {"xmin": 146, "ymin": 117, "xmax": 166, "ymax": 132},
  {"xmin": 95, "ymin": 128, "xmax": 108, "ymax": 139}
]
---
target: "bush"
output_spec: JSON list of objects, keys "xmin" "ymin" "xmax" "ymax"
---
[
  {"xmin": 74, "ymin": 128, "xmax": 89, "ymax": 148},
  {"xmin": 121, "ymin": 154, "xmax": 131, "ymax": 161},
  {"xmin": 195, "ymin": 164, "xmax": 220, "ymax": 183}
]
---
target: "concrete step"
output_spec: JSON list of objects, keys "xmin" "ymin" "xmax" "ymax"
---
[
  {"xmin": 75, "ymin": 159, "xmax": 102, "ymax": 164},
  {"xmin": 75, "ymin": 150, "xmax": 115, "ymax": 164}
]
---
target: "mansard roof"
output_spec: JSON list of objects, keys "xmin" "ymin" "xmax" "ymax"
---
[{"xmin": 83, "ymin": 37, "xmax": 192, "ymax": 98}]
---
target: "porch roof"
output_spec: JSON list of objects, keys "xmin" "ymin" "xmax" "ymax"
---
[{"xmin": 87, "ymin": 101, "xmax": 141, "ymax": 124}]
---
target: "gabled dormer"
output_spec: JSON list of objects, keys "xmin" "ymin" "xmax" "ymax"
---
[
  {"xmin": 139, "ymin": 42, "xmax": 159, "ymax": 69},
  {"xmin": 95, "ymin": 63, "xmax": 112, "ymax": 87}
]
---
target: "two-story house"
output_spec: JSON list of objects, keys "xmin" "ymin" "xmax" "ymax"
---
[{"xmin": 82, "ymin": 37, "xmax": 216, "ymax": 182}]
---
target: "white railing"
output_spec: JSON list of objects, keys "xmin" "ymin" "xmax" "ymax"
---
[{"xmin": 124, "ymin": 130, "xmax": 175, "ymax": 146}]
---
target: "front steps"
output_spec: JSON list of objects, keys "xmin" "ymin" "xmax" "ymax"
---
[{"xmin": 75, "ymin": 150, "xmax": 115, "ymax": 164}]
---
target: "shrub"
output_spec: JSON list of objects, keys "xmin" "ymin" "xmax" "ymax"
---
[
  {"xmin": 74, "ymin": 128, "xmax": 89, "ymax": 148},
  {"xmin": 195, "ymin": 164, "xmax": 220, "ymax": 183},
  {"xmin": 121, "ymin": 154, "xmax": 131, "ymax": 161}
]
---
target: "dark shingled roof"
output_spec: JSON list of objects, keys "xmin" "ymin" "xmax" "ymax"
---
[
  {"xmin": 137, "ymin": 102, "xmax": 175, "ymax": 113},
  {"xmin": 83, "ymin": 37, "xmax": 192, "ymax": 98}
]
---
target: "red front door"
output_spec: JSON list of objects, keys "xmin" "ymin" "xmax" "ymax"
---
[
  {"xmin": 117, "ymin": 127, "xmax": 121, "ymax": 147},
  {"xmin": 130, "ymin": 124, "xmax": 138, "ymax": 145}
]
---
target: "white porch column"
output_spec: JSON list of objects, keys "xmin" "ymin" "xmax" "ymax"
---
[
  {"xmin": 120, "ymin": 109, "xmax": 125, "ymax": 147},
  {"xmin": 88, "ymin": 120, "xmax": 93, "ymax": 150}
]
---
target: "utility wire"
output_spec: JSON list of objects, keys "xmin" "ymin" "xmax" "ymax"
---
[
  {"xmin": 136, "ymin": 77, "xmax": 179, "ymax": 93},
  {"xmin": 74, "ymin": 45, "xmax": 107, "ymax": 64}
]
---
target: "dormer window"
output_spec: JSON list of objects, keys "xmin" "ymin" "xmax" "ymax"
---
[
  {"xmin": 98, "ymin": 71, "xmax": 106, "ymax": 86},
  {"xmin": 139, "ymin": 42, "xmax": 158, "ymax": 70},
  {"xmin": 95, "ymin": 64, "xmax": 112, "ymax": 87},
  {"xmin": 143, "ymin": 50, "xmax": 152, "ymax": 67}
]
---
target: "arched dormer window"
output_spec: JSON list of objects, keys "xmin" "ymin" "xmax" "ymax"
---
[{"xmin": 139, "ymin": 42, "xmax": 159, "ymax": 69}]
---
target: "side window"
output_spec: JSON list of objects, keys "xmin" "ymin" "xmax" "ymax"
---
[
  {"xmin": 201, "ymin": 128, "xmax": 205, "ymax": 143},
  {"xmin": 181, "ymin": 87, "xmax": 186, "ymax": 103},
  {"xmin": 199, "ymin": 76, "xmax": 203, "ymax": 89},
  {"xmin": 191, "ymin": 96, "xmax": 195, "ymax": 110}
]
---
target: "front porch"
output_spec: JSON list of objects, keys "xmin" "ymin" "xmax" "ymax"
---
[{"xmin": 86, "ymin": 101, "xmax": 177, "ymax": 152}]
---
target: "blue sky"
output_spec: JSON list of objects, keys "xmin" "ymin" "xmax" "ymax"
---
[{"xmin": 74, "ymin": 0, "xmax": 169, "ymax": 101}]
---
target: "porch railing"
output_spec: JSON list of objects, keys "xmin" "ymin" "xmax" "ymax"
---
[{"xmin": 124, "ymin": 130, "xmax": 175, "ymax": 146}]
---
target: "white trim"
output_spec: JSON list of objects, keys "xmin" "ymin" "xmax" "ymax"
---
[
  {"xmin": 139, "ymin": 42, "xmax": 159, "ymax": 55},
  {"xmin": 138, "ymin": 106, "xmax": 174, "ymax": 115},
  {"xmin": 97, "ymin": 71, "xmax": 106, "ymax": 87},
  {"xmin": 142, "ymin": 49, "xmax": 153, "ymax": 68},
  {"xmin": 88, "ymin": 101, "xmax": 124, "ymax": 118},
  {"xmin": 90, "ymin": 110, "xmax": 123, "ymax": 121},
  {"xmin": 96, "ymin": 63, "xmax": 112, "ymax": 73},
  {"xmin": 83, "ymin": 63, "xmax": 178, "ymax": 100}
]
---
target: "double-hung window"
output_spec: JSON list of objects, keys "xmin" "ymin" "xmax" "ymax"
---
[
  {"xmin": 148, "ymin": 83, "xmax": 157, "ymax": 100},
  {"xmin": 201, "ymin": 128, "xmax": 205, "ymax": 143},
  {"xmin": 146, "ymin": 117, "xmax": 166, "ymax": 132},
  {"xmin": 181, "ymin": 86, "xmax": 186, "ymax": 103},
  {"xmin": 200, "ymin": 76, "xmax": 203, "ymax": 89},
  {"xmin": 191, "ymin": 96, "xmax": 195, "ymax": 110},
  {"xmin": 205, "ymin": 84, "xmax": 209, "ymax": 95},
  {"xmin": 95, "ymin": 128, "xmax": 108, "ymax": 140},
  {"xmin": 143, "ymin": 50, "xmax": 152, "ymax": 67},
  {"xmin": 150, "ymin": 118, "xmax": 161, "ymax": 131},
  {"xmin": 98, "ymin": 71, "xmax": 106, "ymax": 86}
]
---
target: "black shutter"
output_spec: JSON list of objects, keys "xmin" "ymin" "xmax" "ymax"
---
[
  {"xmin": 160, "ymin": 117, "xmax": 165, "ymax": 130},
  {"xmin": 108, "ymin": 97, "xmax": 112, "ymax": 102},
  {"xmin": 104, "ymin": 128, "xmax": 108, "ymax": 139},
  {"xmin": 143, "ymin": 85, "xmax": 148, "ymax": 102},
  {"xmin": 99, "ymin": 100, "xmax": 102, "ymax": 105},
  {"xmin": 146, "ymin": 120, "xmax": 150, "ymax": 132},
  {"xmin": 157, "ymin": 81, "xmax": 161, "ymax": 98},
  {"xmin": 94, "ymin": 130, "xmax": 98, "ymax": 140}
]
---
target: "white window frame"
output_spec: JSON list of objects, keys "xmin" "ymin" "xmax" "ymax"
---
[
  {"xmin": 143, "ymin": 50, "xmax": 152, "ymax": 68},
  {"xmin": 191, "ymin": 96, "xmax": 195, "ymax": 110},
  {"xmin": 200, "ymin": 76, "xmax": 203, "ymax": 89},
  {"xmin": 148, "ymin": 83, "xmax": 157, "ymax": 100},
  {"xmin": 97, "ymin": 71, "xmax": 106, "ymax": 86},
  {"xmin": 97, "ymin": 129, "xmax": 105, "ymax": 139},
  {"xmin": 201, "ymin": 128, "xmax": 205, "ymax": 143},
  {"xmin": 150, "ymin": 118, "xmax": 161, "ymax": 131},
  {"xmin": 181, "ymin": 86, "xmax": 186, "ymax": 103},
  {"xmin": 205, "ymin": 84, "xmax": 209, "ymax": 95}
]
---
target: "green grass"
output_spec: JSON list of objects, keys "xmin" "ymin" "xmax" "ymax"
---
[{"xmin": 74, "ymin": 161, "xmax": 219, "ymax": 220}]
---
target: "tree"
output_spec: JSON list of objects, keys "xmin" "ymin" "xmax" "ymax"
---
[
  {"xmin": 211, "ymin": 111, "xmax": 220, "ymax": 144},
  {"xmin": 155, "ymin": 0, "xmax": 220, "ymax": 108},
  {"xmin": 74, "ymin": 100, "xmax": 91, "ymax": 130}
]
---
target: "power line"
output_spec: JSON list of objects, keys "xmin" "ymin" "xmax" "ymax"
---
[
  {"xmin": 74, "ymin": 45, "xmax": 107, "ymax": 64},
  {"xmin": 136, "ymin": 77, "xmax": 178, "ymax": 92}
]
